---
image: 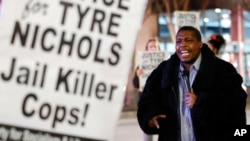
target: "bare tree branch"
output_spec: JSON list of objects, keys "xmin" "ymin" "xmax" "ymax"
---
[
  {"xmin": 200, "ymin": 0, "xmax": 210, "ymax": 17},
  {"xmin": 172, "ymin": 0, "xmax": 179, "ymax": 11},
  {"xmin": 183, "ymin": 0, "xmax": 190, "ymax": 11}
]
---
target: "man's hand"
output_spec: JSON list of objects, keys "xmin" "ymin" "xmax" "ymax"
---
[
  {"xmin": 148, "ymin": 114, "xmax": 166, "ymax": 129},
  {"xmin": 185, "ymin": 89, "xmax": 197, "ymax": 108}
]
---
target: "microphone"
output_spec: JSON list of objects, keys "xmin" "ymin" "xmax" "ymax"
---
[{"xmin": 181, "ymin": 70, "xmax": 191, "ymax": 92}]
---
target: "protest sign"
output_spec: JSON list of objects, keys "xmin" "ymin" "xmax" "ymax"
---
[
  {"xmin": 0, "ymin": 0, "xmax": 147, "ymax": 141},
  {"xmin": 174, "ymin": 11, "xmax": 200, "ymax": 32},
  {"xmin": 0, "ymin": 0, "xmax": 4, "ymax": 23},
  {"xmin": 137, "ymin": 51, "xmax": 169, "ymax": 91}
]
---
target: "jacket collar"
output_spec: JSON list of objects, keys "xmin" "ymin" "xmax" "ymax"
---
[{"xmin": 163, "ymin": 44, "xmax": 216, "ymax": 91}]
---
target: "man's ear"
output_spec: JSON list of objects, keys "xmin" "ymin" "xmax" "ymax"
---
[{"xmin": 199, "ymin": 42, "xmax": 203, "ymax": 48}]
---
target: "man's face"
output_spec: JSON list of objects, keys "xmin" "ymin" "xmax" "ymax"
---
[{"xmin": 175, "ymin": 30, "xmax": 202, "ymax": 65}]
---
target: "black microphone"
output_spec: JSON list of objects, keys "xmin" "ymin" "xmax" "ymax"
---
[{"xmin": 181, "ymin": 70, "xmax": 191, "ymax": 92}]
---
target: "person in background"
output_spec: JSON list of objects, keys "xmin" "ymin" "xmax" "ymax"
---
[
  {"xmin": 133, "ymin": 36, "xmax": 161, "ymax": 141},
  {"xmin": 137, "ymin": 26, "xmax": 247, "ymax": 141},
  {"xmin": 207, "ymin": 34, "xmax": 226, "ymax": 55},
  {"xmin": 133, "ymin": 36, "xmax": 161, "ymax": 93}
]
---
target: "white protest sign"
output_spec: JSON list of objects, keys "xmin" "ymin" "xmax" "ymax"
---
[
  {"xmin": 0, "ymin": 0, "xmax": 4, "ymax": 23},
  {"xmin": 0, "ymin": 0, "xmax": 147, "ymax": 141},
  {"xmin": 174, "ymin": 11, "xmax": 200, "ymax": 32},
  {"xmin": 137, "ymin": 51, "xmax": 169, "ymax": 91}
]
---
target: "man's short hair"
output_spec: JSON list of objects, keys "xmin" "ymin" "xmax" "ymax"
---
[{"xmin": 177, "ymin": 26, "xmax": 202, "ymax": 41}]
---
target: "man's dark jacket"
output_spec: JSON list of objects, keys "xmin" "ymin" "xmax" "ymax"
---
[{"xmin": 137, "ymin": 44, "xmax": 247, "ymax": 141}]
